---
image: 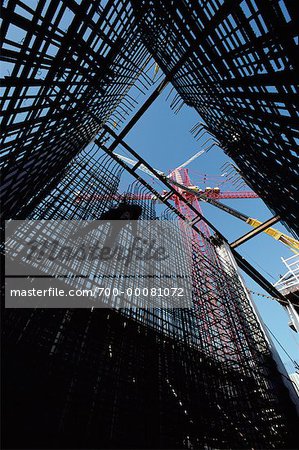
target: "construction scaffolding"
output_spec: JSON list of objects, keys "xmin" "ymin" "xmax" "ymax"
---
[
  {"xmin": 131, "ymin": 0, "xmax": 299, "ymax": 237},
  {"xmin": 0, "ymin": 0, "xmax": 151, "ymax": 219},
  {"xmin": 274, "ymin": 255, "xmax": 299, "ymax": 332},
  {"xmin": 3, "ymin": 149, "xmax": 298, "ymax": 449},
  {"xmin": 1, "ymin": 1, "xmax": 299, "ymax": 449}
]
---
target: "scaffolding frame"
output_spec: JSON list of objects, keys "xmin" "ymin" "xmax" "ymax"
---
[
  {"xmin": 131, "ymin": 0, "xmax": 299, "ymax": 236},
  {"xmin": 1, "ymin": 1, "xmax": 299, "ymax": 448},
  {"xmin": 3, "ymin": 148, "xmax": 298, "ymax": 449}
]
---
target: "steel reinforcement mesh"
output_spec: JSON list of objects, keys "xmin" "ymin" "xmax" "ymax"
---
[
  {"xmin": 2, "ymin": 0, "xmax": 298, "ymax": 236},
  {"xmin": 1, "ymin": 1, "xmax": 298, "ymax": 448},
  {"xmin": 3, "ymin": 154, "xmax": 298, "ymax": 449},
  {"xmin": 130, "ymin": 0, "xmax": 299, "ymax": 236},
  {"xmin": 28, "ymin": 145, "xmax": 124, "ymax": 220},
  {"xmin": 0, "ymin": 0, "xmax": 150, "ymax": 219}
]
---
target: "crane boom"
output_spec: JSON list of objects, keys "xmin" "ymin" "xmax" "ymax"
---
[
  {"xmin": 246, "ymin": 218, "xmax": 299, "ymax": 252},
  {"xmin": 75, "ymin": 154, "xmax": 298, "ymax": 252},
  {"xmin": 114, "ymin": 153, "xmax": 164, "ymax": 178},
  {"xmin": 168, "ymin": 177, "xmax": 299, "ymax": 253}
]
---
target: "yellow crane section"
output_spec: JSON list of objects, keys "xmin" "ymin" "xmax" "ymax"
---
[{"xmin": 246, "ymin": 218, "xmax": 299, "ymax": 253}]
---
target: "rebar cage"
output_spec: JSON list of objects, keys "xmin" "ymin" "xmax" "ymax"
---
[
  {"xmin": 1, "ymin": 1, "xmax": 299, "ymax": 448},
  {"xmin": 130, "ymin": 0, "xmax": 299, "ymax": 236},
  {"xmin": 1, "ymin": 0, "xmax": 298, "ymax": 234},
  {"xmin": 3, "ymin": 150, "xmax": 298, "ymax": 449}
]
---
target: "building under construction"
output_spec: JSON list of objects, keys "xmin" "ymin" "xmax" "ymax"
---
[{"xmin": 1, "ymin": 1, "xmax": 299, "ymax": 449}]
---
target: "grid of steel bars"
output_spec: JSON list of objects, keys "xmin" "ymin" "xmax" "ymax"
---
[
  {"xmin": 3, "ymin": 150, "xmax": 298, "ymax": 448},
  {"xmin": 0, "ymin": 0, "xmax": 150, "ymax": 219},
  {"xmin": 1, "ymin": 1, "xmax": 299, "ymax": 448},
  {"xmin": 131, "ymin": 0, "xmax": 299, "ymax": 236}
]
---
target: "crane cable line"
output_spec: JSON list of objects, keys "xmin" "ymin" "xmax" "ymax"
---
[
  {"xmin": 242, "ymin": 252, "xmax": 277, "ymax": 281},
  {"xmin": 247, "ymin": 289, "xmax": 289, "ymax": 305}
]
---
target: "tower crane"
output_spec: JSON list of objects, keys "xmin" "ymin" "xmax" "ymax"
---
[
  {"xmin": 74, "ymin": 151, "xmax": 299, "ymax": 253},
  {"xmin": 168, "ymin": 174, "xmax": 299, "ymax": 253}
]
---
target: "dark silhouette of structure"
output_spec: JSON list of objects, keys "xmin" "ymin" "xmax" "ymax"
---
[
  {"xmin": 130, "ymin": 0, "xmax": 299, "ymax": 236},
  {"xmin": 1, "ymin": 0, "xmax": 298, "ymax": 235},
  {"xmin": 1, "ymin": 1, "xmax": 299, "ymax": 449},
  {"xmin": 3, "ymin": 148, "xmax": 298, "ymax": 449}
]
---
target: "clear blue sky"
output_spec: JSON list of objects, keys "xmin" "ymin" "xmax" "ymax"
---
[{"xmin": 116, "ymin": 84, "xmax": 299, "ymax": 375}]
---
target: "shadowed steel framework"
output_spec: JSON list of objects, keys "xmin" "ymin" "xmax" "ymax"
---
[
  {"xmin": 3, "ymin": 147, "xmax": 298, "ymax": 449},
  {"xmin": 1, "ymin": 0, "xmax": 298, "ymax": 234},
  {"xmin": 1, "ymin": 1, "xmax": 299, "ymax": 449},
  {"xmin": 130, "ymin": 0, "xmax": 299, "ymax": 236}
]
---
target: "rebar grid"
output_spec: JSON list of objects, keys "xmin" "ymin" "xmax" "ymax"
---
[
  {"xmin": 131, "ymin": 0, "xmax": 299, "ymax": 236},
  {"xmin": 3, "ymin": 152, "xmax": 297, "ymax": 448},
  {"xmin": 1, "ymin": 1, "xmax": 298, "ymax": 448},
  {"xmin": 1, "ymin": 0, "xmax": 150, "ymax": 219},
  {"xmin": 29, "ymin": 145, "xmax": 124, "ymax": 220}
]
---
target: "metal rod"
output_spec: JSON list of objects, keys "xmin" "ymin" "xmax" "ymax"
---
[
  {"xmin": 97, "ymin": 133, "xmax": 286, "ymax": 302},
  {"xmin": 106, "ymin": 77, "xmax": 170, "ymax": 153},
  {"xmin": 232, "ymin": 248, "xmax": 286, "ymax": 301},
  {"xmin": 230, "ymin": 215, "xmax": 281, "ymax": 248}
]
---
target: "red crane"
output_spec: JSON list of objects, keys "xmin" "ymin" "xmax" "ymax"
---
[{"xmin": 74, "ymin": 170, "xmax": 258, "ymax": 202}]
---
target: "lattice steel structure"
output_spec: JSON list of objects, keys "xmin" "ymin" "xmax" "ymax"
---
[
  {"xmin": 131, "ymin": 0, "xmax": 299, "ymax": 236},
  {"xmin": 28, "ymin": 145, "xmax": 124, "ymax": 220},
  {"xmin": 1, "ymin": 1, "xmax": 299, "ymax": 449},
  {"xmin": 0, "ymin": 0, "xmax": 151, "ymax": 219},
  {"xmin": 3, "ymin": 151, "xmax": 298, "ymax": 449},
  {"xmin": 1, "ymin": 0, "xmax": 298, "ymax": 235}
]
